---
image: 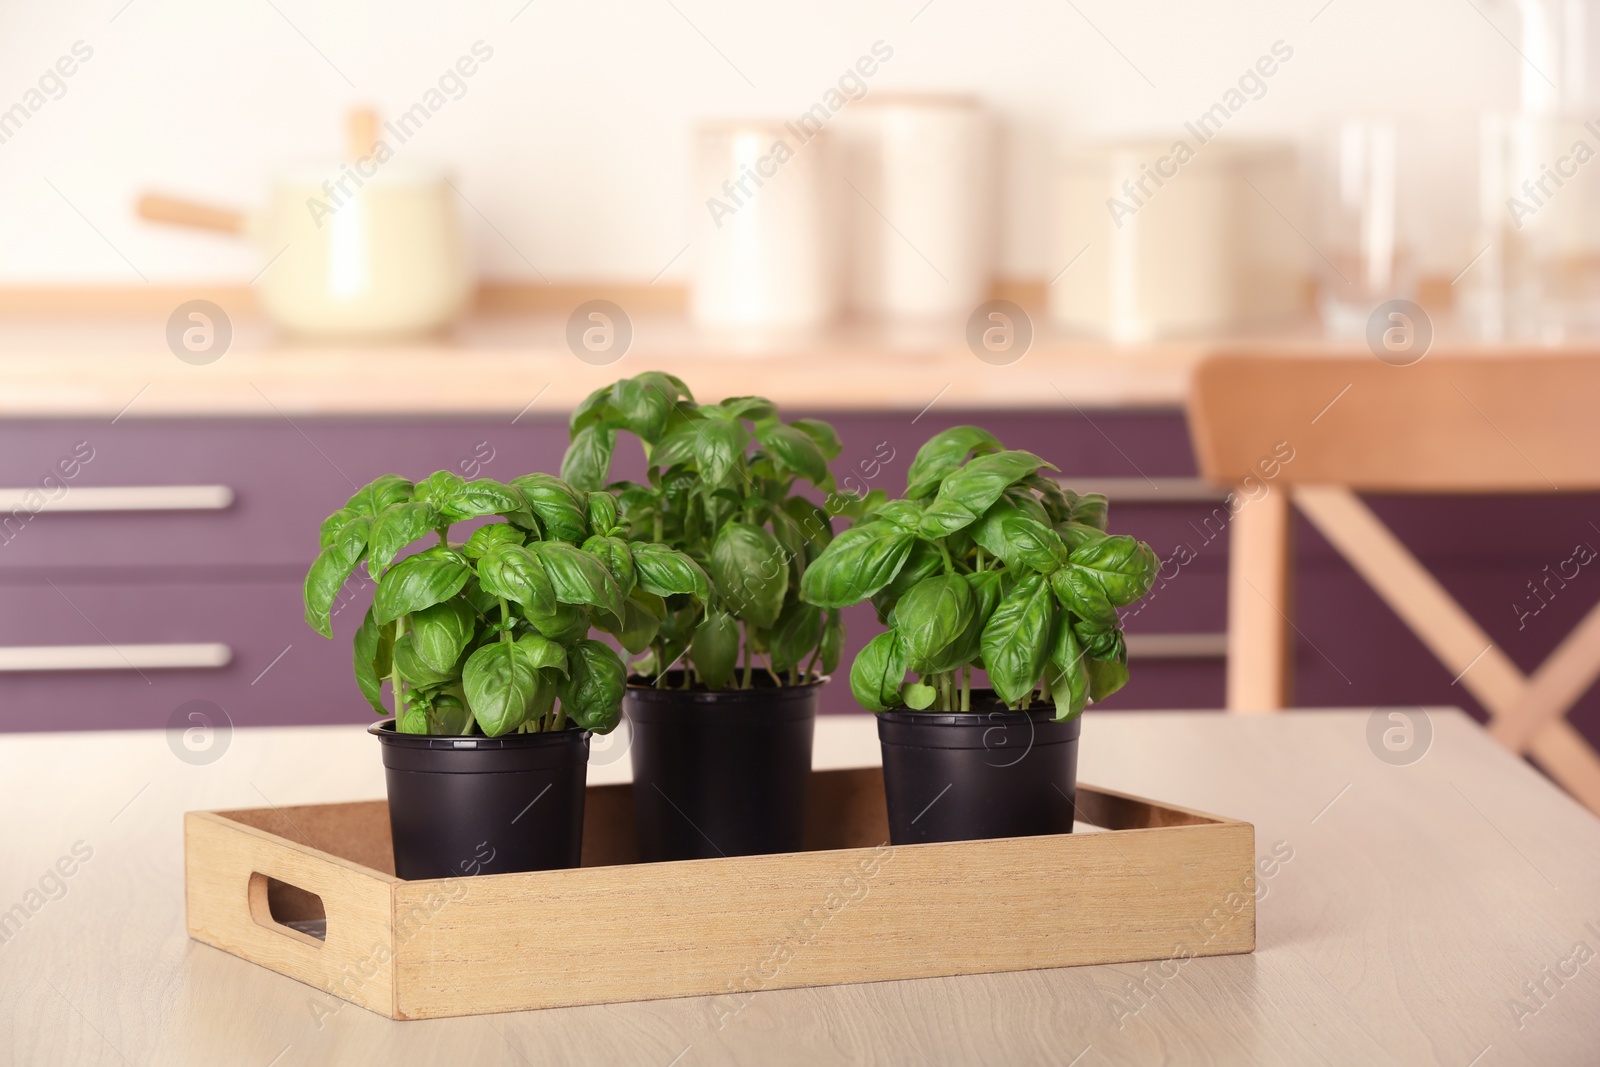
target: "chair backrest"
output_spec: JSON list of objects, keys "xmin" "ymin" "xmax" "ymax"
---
[{"xmin": 1189, "ymin": 353, "xmax": 1600, "ymax": 492}]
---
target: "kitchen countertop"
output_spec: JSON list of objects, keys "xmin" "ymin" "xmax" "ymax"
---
[
  {"xmin": 0, "ymin": 311, "xmax": 1336, "ymax": 417},
  {"xmin": 2, "ymin": 709, "xmax": 1597, "ymax": 1065}
]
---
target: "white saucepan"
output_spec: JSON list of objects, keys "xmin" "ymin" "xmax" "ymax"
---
[{"xmin": 139, "ymin": 110, "xmax": 471, "ymax": 339}]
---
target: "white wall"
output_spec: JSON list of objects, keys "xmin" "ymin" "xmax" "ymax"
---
[{"xmin": 0, "ymin": 0, "xmax": 1523, "ymax": 285}]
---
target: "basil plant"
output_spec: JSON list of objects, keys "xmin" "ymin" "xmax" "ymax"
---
[
  {"xmin": 303, "ymin": 470, "xmax": 709, "ymax": 737},
  {"xmin": 560, "ymin": 372, "xmax": 852, "ymax": 690},
  {"xmin": 800, "ymin": 427, "xmax": 1159, "ymax": 718}
]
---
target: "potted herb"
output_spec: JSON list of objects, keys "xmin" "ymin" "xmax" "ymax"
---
[
  {"xmin": 800, "ymin": 427, "xmax": 1158, "ymax": 845},
  {"xmin": 303, "ymin": 469, "xmax": 705, "ymax": 878},
  {"xmin": 561, "ymin": 372, "xmax": 849, "ymax": 861}
]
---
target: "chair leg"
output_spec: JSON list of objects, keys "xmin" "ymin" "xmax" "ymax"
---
[
  {"xmin": 1490, "ymin": 598, "xmax": 1600, "ymax": 752},
  {"xmin": 1227, "ymin": 487, "xmax": 1292, "ymax": 712}
]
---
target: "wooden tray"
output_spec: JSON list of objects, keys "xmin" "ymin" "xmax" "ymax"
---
[{"xmin": 183, "ymin": 768, "xmax": 1256, "ymax": 1020}]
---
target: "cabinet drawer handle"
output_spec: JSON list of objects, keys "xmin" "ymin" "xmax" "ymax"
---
[
  {"xmin": 0, "ymin": 485, "xmax": 234, "ymax": 512},
  {"xmin": 0, "ymin": 643, "xmax": 232, "ymax": 672},
  {"xmin": 1124, "ymin": 633, "xmax": 1228, "ymax": 659}
]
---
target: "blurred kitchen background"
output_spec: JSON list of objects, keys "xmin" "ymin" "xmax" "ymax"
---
[
  {"xmin": 0, "ymin": 1, "xmax": 1573, "ymax": 307},
  {"xmin": 5, "ymin": 0, "xmax": 1600, "ymax": 783}
]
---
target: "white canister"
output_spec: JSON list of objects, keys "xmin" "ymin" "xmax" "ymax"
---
[
  {"xmin": 1050, "ymin": 141, "xmax": 1304, "ymax": 341},
  {"xmin": 839, "ymin": 95, "xmax": 994, "ymax": 320},
  {"xmin": 690, "ymin": 122, "xmax": 837, "ymax": 330}
]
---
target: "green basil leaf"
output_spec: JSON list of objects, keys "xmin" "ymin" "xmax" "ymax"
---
[
  {"xmin": 869, "ymin": 538, "xmax": 943, "ymax": 624},
  {"xmin": 319, "ymin": 507, "xmax": 358, "ymax": 549},
  {"xmin": 392, "ymin": 632, "xmax": 458, "ymax": 688},
  {"xmin": 559, "ymin": 639, "xmax": 626, "ymax": 733},
  {"xmin": 718, "ymin": 396, "xmax": 778, "ymax": 422},
  {"xmin": 413, "ymin": 470, "xmax": 466, "ymax": 508},
  {"xmin": 1055, "ymin": 521, "xmax": 1110, "ymax": 551},
  {"xmin": 397, "ymin": 698, "xmax": 430, "ymax": 735},
  {"xmin": 638, "ymin": 370, "xmax": 694, "ymax": 403},
  {"xmin": 1046, "ymin": 618, "xmax": 1090, "ymax": 721},
  {"xmin": 430, "ymin": 691, "xmax": 472, "ymax": 736},
  {"xmin": 770, "ymin": 599, "xmax": 823, "ymax": 673},
  {"xmin": 372, "ymin": 547, "xmax": 471, "ymax": 625},
  {"xmin": 439, "ymin": 478, "xmax": 525, "ymax": 524},
  {"xmin": 561, "ymin": 424, "xmax": 616, "ymax": 492},
  {"xmin": 709, "ymin": 522, "xmax": 788, "ymax": 628},
  {"xmin": 1068, "ymin": 535, "xmax": 1158, "ymax": 606},
  {"xmin": 531, "ymin": 541, "xmax": 626, "ymax": 619},
  {"xmin": 476, "ymin": 542, "xmax": 557, "ymax": 615},
  {"xmin": 798, "ymin": 521, "xmax": 916, "ymax": 609},
  {"xmin": 352, "ymin": 606, "xmax": 393, "ymax": 714},
  {"xmin": 408, "ymin": 598, "xmax": 475, "ymax": 673},
  {"xmin": 1072, "ymin": 619, "xmax": 1125, "ymax": 662},
  {"xmin": 1049, "ymin": 566, "xmax": 1116, "ymax": 627},
  {"xmin": 691, "ymin": 609, "xmax": 740, "ymax": 688},
  {"xmin": 521, "ymin": 600, "xmax": 588, "ymax": 644},
  {"xmin": 594, "ymin": 596, "xmax": 661, "ymax": 654},
  {"xmin": 303, "ymin": 515, "xmax": 370, "ymax": 637},
  {"xmin": 462, "ymin": 523, "xmax": 524, "ymax": 560},
  {"xmin": 1068, "ymin": 491, "xmax": 1110, "ymax": 530},
  {"xmin": 895, "ymin": 574, "xmax": 975, "ymax": 674},
  {"xmin": 755, "ymin": 423, "xmax": 829, "ymax": 485},
  {"xmin": 905, "ymin": 426, "xmax": 1003, "ymax": 499},
  {"xmin": 613, "ymin": 482, "xmax": 659, "ymax": 534},
  {"xmin": 611, "ymin": 376, "xmax": 674, "ymax": 442},
  {"xmin": 511, "ymin": 474, "xmax": 590, "ymax": 544},
  {"xmin": 586, "ymin": 491, "xmax": 620, "ymax": 535},
  {"xmin": 979, "ymin": 571, "xmax": 1055, "ymax": 706},
  {"xmin": 630, "ymin": 587, "xmax": 668, "ymax": 620},
  {"xmin": 344, "ymin": 474, "xmax": 415, "ymax": 517},
  {"xmin": 918, "ymin": 451, "xmax": 1056, "ymax": 539},
  {"xmin": 819, "ymin": 610, "xmax": 844, "ymax": 675},
  {"xmin": 514, "ymin": 633, "xmax": 568, "ymax": 675},
  {"xmin": 903, "ymin": 682, "xmax": 937, "ymax": 710},
  {"xmin": 648, "ymin": 421, "xmax": 702, "ymax": 469},
  {"xmin": 768, "ymin": 506, "xmax": 810, "ymax": 589},
  {"xmin": 789, "ymin": 418, "xmax": 843, "ymax": 460},
  {"xmin": 582, "ymin": 534, "xmax": 636, "ymax": 596},
  {"xmin": 1088, "ymin": 657, "xmax": 1129, "ymax": 702},
  {"xmin": 922, "ymin": 568, "xmax": 1005, "ymax": 675},
  {"xmin": 569, "ymin": 383, "xmax": 614, "ymax": 435},
  {"xmin": 525, "ymin": 672, "xmax": 558, "ymax": 728},
  {"xmin": 783, "ymin": 496, "xmax": 834, "ymax": 557},
  {"xmin": 695, "ymin": 418, "xmax": 748, "ymax": 488},
  {"xmin": 849, "ymin": 629, "xmax": 907, "ymax": 713},
  {"xmin": 872, "ymin": 500, "xmax": 923, "ymax": 532},
  {"xmin": 1024, "ymin": 473, "xmax": 1073, "ymax": 524},
  {"xmin": 367, "ymin": 501, "xmax": 440, "ymax": 578},
  {"xmin": 632, "ymin": 543, "xmax": 712, "ymax": 600},
  {"xmin": 1002, "ymin": 485, "xmax": 1053, "ymax": 527},
  {"xmin": 462, "ymin": 575, "xmax": 499, "ymax": 616},
  {"xmin": 972, "ymin": 500, "xmax": 1068, "ymax": 573},
  {"xmin": 463, "ymin": 641, "xmax": 537, "ymax": 737}
]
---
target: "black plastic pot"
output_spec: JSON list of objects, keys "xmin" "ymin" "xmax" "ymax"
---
[
  {"xmin": 624, "ymin": 672, "xmax": 820, "ymax": 861},
  {"xmin": 877, "ymin": 695, "xmax": 1081, "ymax": 846},
  {"xmin": 369, "ymin": 721, "xmax": 590, "ymax": 880}
]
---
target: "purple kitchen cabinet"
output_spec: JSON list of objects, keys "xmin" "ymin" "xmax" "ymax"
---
[
  {"xmin": 0, "ymin": 419, "xmax": 570, "ymax": 568},
  {"xmin": 0, "ymin": 575, "xmax": 372, "ymax": 733}
]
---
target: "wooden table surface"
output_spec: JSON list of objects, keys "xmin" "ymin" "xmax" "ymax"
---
[{"xmin": 2, "ymin": 709, "xmax": 1597, "ymax": 1066}]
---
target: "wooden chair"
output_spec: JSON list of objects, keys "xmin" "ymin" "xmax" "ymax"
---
[{"xmin": 1187, "ymin": 352, "xmax": 1600, "ymax": 814}]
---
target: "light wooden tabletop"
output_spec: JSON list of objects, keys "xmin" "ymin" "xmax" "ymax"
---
[{"xmin": 2, "ymin": 709, "xmax": 1597, "ymax": 1066}]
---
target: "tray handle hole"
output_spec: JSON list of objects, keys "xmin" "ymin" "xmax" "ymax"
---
[{"xmin": 248, "ymin": 872, "xmax": 327, "ymax": 944}]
